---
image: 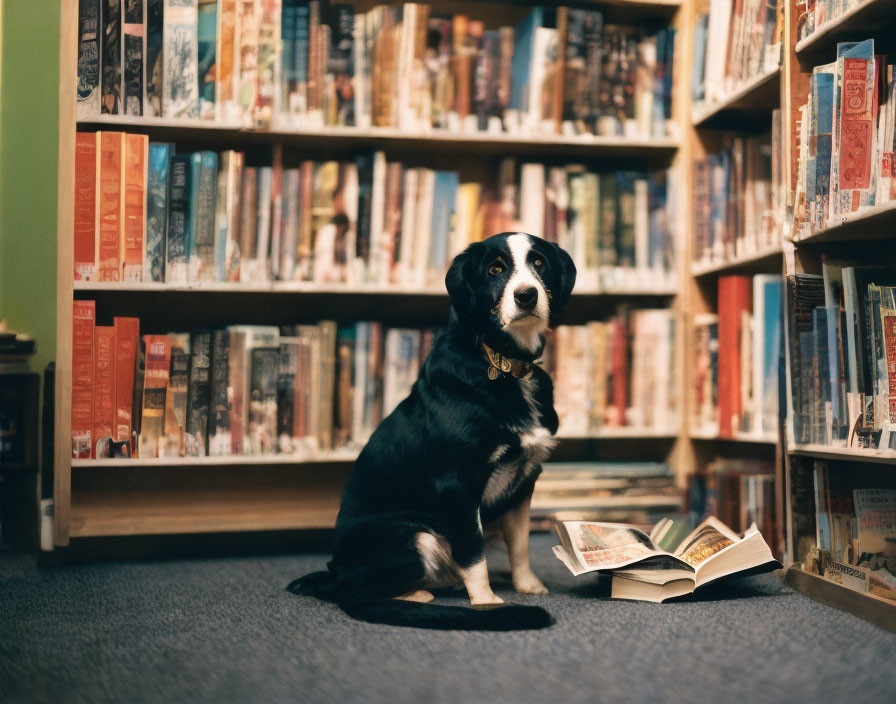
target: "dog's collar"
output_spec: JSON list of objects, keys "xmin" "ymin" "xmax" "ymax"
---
[{"xmin": 482, "ymin": 343, "xmax": 534, "ymax": 381}]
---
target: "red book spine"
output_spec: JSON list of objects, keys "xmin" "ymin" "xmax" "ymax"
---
[
  {"xmin": 74, "ymin": 133, "xmax": 97, "ymax": 281},
  {"xmin": 122, "ymin": 133, "xmax": 147, "ymax": 281},
  {"xmin": 838, "ymin": 58, "xmax": 872, "ymax": 195},
  {"xmin": 718, "ymin": 275, "xmax": 752, "ymax": 437},
  {"xmin": 71, "ymin": 300, "xmax": 96, "ymax": 458},
  {"xmin": 98, "ymin": 131, "xmax": 124, "ymax": 281},
  {"xmin": 92, "ymin": 325, "xmax": 116, "ymax": 457},
  {"xmin": 113, "ymin": 317, "xmax": 140, "ymax": 449}
]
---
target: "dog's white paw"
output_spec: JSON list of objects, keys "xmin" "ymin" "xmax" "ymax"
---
[
  {"xmin": 469, "ymin": 591, "xmax": 505, "ymax": 607},
  {"xmin": 395, "ymin": 590, "xmax": 435, "ymax": 603},
  {"xmin": 513, "ymin": 571, "xmax": 549, "ymax": 595}
]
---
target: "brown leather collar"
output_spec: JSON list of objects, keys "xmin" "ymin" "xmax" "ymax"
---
[{"xmin": 482, "ymin": 343, "xmax": 534, "ymax": 380}]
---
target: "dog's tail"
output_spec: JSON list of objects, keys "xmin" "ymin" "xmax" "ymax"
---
[{"xmin": 286, "ymin": 571, "xmax": 552, "ymax": 631}]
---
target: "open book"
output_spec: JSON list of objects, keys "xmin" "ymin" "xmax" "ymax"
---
[{"xmin": 553, "ymin": 516, "xmax": 780, "ymax": 602}]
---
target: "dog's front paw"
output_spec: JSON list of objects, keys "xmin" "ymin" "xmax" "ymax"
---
[
  {"xmin": 513, "ymin": 570, "xmax": 549, "ymax": 595},
  {"xmin": 469, "ymin": 591, "xmax": 505, "ymax": 608}
]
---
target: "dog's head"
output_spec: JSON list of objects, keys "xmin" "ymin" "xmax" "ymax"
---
[{"xmin": 445, "ymin": 233, "xmax": 576, "ymax": 360}]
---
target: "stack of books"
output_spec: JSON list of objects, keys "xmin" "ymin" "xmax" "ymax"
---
[
  {"xmin": 786, "ymin": 262, "xmax": 896, "ymax": 451},
  {"xmin": 692, "ymin": 128, "xmax": 783, "ymax": 268},
  {"xmin": 71, "ymin": 301, "xmax": 439, "ymax": 460},
  {"xmin": 691, "ymin": 0, "xmax": 782, "ymax": 108},
  {"xmin": 792, "ymin": 39, "xmax": 896, "ymax": 239},
  {"xmin": 74, "ymin": 132, "xmax": 678, "ymax": 290},
  {"xmin": 547, "ymin": 310, "xmax": 679, "ymax": 437},
  {"xmin": 530, "ymin": 461, "xmax": 680, "ymax": 531},
  {"xmin": 77, "ymin": 2, "xmax": 676, "ymax": 139},
  {"xmin": 692, "ymin": 457, "xmax": 778, "ymax": 542},
  {"xmin": 692, "ymin": 274, "xmax": 783, "ymax": 439}
]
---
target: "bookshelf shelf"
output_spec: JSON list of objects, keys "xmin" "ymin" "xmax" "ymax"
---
[
  {"xmin": 790, "ymin": 201, "xmax": 896, "ymax": 245},
  {"xmin": 690, "ymin": 430, "xmax": 777, "ymax": 445},
  {"xmin": 794, "ymin": 0, "xmax": 896, "ymax": 60},
  {"xmin": 690, "ymin": 245, "xmax": 783, "ymax": 278},
  {"xmin": 76, "ymin": 117, "xmax": 680, "ymax": 161},
  {"xmin": 788, "ymin": 444, "xmax": 896, "ymax": 465},
  {"xmin": 784, "ymin": 565, "xmax": 896, "ymax": 633},
  {"xmin": 690, "ymin": 69, "xmax": 781, "ymax": 128}
]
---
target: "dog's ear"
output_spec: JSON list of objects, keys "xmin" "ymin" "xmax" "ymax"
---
[
  {"xmin": 547, "ymin": 241, "xmax": 576, "ymax": 325},
  {"xmin": 445, "ymin": 242, "xmax": 484, "ymax": 320}
]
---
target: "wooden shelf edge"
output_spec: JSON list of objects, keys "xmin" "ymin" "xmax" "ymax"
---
[
  {"xmin": 691, "ymin": 245, "xmax": 783, "ymax": 278},
  {"xmin": 690, "ymin": 431, "xmax": 777, "ymax": 445},
  {"xmin": 691, "ymin": 69, "xmax": 781, "ymax": 127},
  {"xmin": 72, "ymin": 450, "xmax": 360, "ymax": 468},
  {"xmin": 788, "ymin": 444, "xmax": 896, "ymax": 464},
  {"xmin": 790, "ymin": 200, "xmax": 896, "ymax": 245},
  {"xmin": 784, "ymin": 565, "xmax": 896, "ymax": 633},
  {"xmin": 794, "ymin": 0, "xmax": 896, "ymax": 56},
  {"xmin": 68, "ymin": 511, "xmax": 339, "ymax": 537}
]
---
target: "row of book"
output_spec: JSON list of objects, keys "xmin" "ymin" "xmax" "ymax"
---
[
  {"xmin": 530, "ymin": 461, "xmax": 680, "ymax": 532},
  {"xmin": 792, "ymin": 40, "xmax": 896, "ymax": 238},
  {"xmin": 797, "ymin": 1, "xmax": 868, "ymax": 44},
  {"xmin": 691, "ymin": 0, "xmax": 782, "ymax": 108},
  {"xmin": 73, "ymin": 131, "xmax": 678, "ymax": 288},
  {"xmin": 693, "ymin": 275, "xmax": 784, "ymax": 439},
  {"xmin": 548, "ymin": 309, "xmax": 679, "ymax": 437},
  {"xmin": 793, "ymin": 457, "xmax": 896, "ymax": 601},
  {"xmin": 688, "ymin": 458, "xmax": 778, "ymax": 544},
  {"xmin": 692, "ymin": 125, "xmax": 785, "ymax": 267},
  {"xmin": 786, "ymin": 263, "xmax": 896, "ymax": 451},
  {"xmin": 76, "ymin": 2, "xmax": 676, "ymax": 139}
]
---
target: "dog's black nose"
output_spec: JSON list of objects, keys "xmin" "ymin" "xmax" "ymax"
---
[{"xmin": 514, "ymin": 286, "xmax": 538, "ymax": 311}]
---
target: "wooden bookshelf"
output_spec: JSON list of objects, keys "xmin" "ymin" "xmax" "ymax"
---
[
  {"xmin": 689, "ymin": 431, "xmax": 778, "ymax": 445},
  {"xmin": 690, "ymin": 68, "xmax": 781, "ymax": 129},
  {"xmin": 52, "ymin": 0, "xmax": 695, "ymax": 549},
  {"xmin": 780, "ymin": 0, "xmax": 896, "ymax": 628},
  {"xmin": 690, "ymin": 245, "xmax": 783, "ymax": 278}
]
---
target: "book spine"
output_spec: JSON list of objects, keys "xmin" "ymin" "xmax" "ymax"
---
[
  {"xmin": 207, "ymin": 330, "xmax": 231, "ymax": 455},
  {"xmin": 74, "ymin": 133, "xmax": 98, "ymax": 281},
  {"xmin": 186, "ymin": 330, "xmax": 212, "ymax": 455},
  {"xmin": 93, "ymin": 326, "xmax": 116, "ymax": 457},
  {"xmin": 166, "ymin": 154, "xmax": 191, "ymax": 283},
  {"xmin": 195, "ymin": 151, "xmax": 219, "ymax": 280},
  {"xmin": 123, "ymin": 0, "xmax": 145, "ymax": 115},
  {"xmin": 163, "ymin": 0, "xmax": 200, "ymax": 119},
  {"xmin": 225, "ymin": 150, "xmax": 244, "ymax": 281},
  {"xmin": 98, "ymin": 131, "xmax": 124, "ymax": 282},
  {"xmin": 718, "ymin": 276, "xmax": 752, "ymax": 437},
  {"xmin": 238, "ymin": 0, "xmax": 260, "ymax": 125},
  {"xmin": 164, "ymin": 337, "xmax": 191, "ymax": 456},
  {"xmin": 101, "ymin": 0, "xmax": 122, "ymax": 114},
  {"xmin": 144, "ymin": 0, "xmax": 164, "ymax": 116},
  {"xmin": 198, "ymin": 0, "xmax": 218, "ymax": 119},
  {"xmin": 138, "ymin": 334, "xmax": 170, "ymax": 458},
  {"xmin": 216, "ymin": 0, "xmax": 238, "ymax": 121},
  {"xmin": 122, "ymin": 133, "xmax": 148, "ymax": 281},
  {"xmin": 78, "ymin": 0, "xmax": 102, "ymax": 118},
  {"xmin": 317, "ymin": 320, "xmax": 337, "ymax": 450},
  {"xmin": 112, "ymin": 317, "xmax": 140, "ymax": 451},
  {"xmin": 253, "ymin": 0, "xmax": 280, "ymax": 128},
  {"xmin": 145, "ymin": 142, "xmax": 171, "ymax": 282},
  {"xmin": 186, "ymin": 152, "xmax": 203, "ymax": 280},
  {"xmin": 277, "ymin": 340, "xmax": 297, "ymax": 451},
  {"xmin": 71, "ymin": 301, "xmax": 96, "ymax": 459}
]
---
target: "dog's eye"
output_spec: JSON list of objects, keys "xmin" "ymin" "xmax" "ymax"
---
[
  {"xmin": 533, "ymin": 258, "xmax": 544, "ymax": 268},
  {"xmin": 488, "ymin": 264, "xmax": 504, "ymax": 275}
]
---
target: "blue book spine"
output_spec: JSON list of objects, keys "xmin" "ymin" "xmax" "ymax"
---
[
  {"xmin": 430, "ymin": 172, "xmax": 459, "ymax": 274},
  {"xmin": 197, "ymin": 0, "xmax": 218, "ymax": 118},
  {"xmin": 295, "ymin": 2, "xmax": 310, "ymax": 83},
  {"xmin": 282, "ymin": 0, "xmax": 298, "ymax": 87},
  {"xmin": 146, "ymin": 142, "xmax": 173, "ymax": 282},
  {"xmin": 509, "ymin": 7, "xmax": 544, "ymax": 113}
]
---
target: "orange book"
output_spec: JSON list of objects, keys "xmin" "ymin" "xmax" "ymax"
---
[
  {"xmin": 92, "ymin": 325, "xmax": 116, "ymax": 457},
  {"xmin": 122, "ymin": 133, "xmax": 148, "ymax": 281},
  {"xmin": 74, "ymin": 133, "xmax": 97, "ymax": 281},
  {"xmin": 718, "ymin": 276, "xmax": 752, "ymax": 437},
  {"xmin": 217, "ymin": 0, "xmax": 237, "ymax": 119},
  {"xmin": 71, "ymin": 300, "xmax": 96, "ymax": 458},
  {"xmin": 113, "ymin": 317, "xmax": 140, "ymax": 450},
  {"xmin": 97, "ymin": 131, "xmax": 124, "ymax": 281}
]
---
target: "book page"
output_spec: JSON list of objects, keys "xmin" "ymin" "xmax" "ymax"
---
[
  {"xmin": 673, "ymin": 517, "xmax": 740, "ymax": 568},
  {"xmin": 555, "ymin": 521, "xmax": 685, "ymax": 572}
]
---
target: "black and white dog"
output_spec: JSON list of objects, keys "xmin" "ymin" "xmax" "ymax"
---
[{"xmin": 287, "ymin": 233, "xmax": 575, "ymax": 630}]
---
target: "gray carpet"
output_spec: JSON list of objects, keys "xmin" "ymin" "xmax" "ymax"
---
[{"xmin": 2, "ymin": 534, "xmax": 894, "ymax": 704}]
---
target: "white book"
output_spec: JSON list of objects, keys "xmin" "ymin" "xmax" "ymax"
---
[
  {"xmin": 519, "ymin": 163, "xmax": 545, "ymax": 235},
  {"xmin": 398, "ymin": 168, "xmax": 419, "ymax": 288},
  {"xmin": 162, "ymin": 0, "xmax": 200, "ymax": 118},
  {"xmin": 412, "ymin": 169, "xmax": 435, "ymax": 290},
  {"xmin": 703, "ymin": 0, "xmax": 732, "ymax": 105}
]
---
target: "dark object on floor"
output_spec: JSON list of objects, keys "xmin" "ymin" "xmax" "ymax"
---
[{"xmin": 2, "ymin": 534, "xmax": 895, "ymax": 704}]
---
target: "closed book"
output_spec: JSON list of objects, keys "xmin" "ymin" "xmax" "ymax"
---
[
  {"xmin": 163, "ymin": 0, "xmax": 200, "ymax": 118},
  {"xmin": 197, "ymin": 0, "xmax": 218, "ymax": 119},
  {"xmin": 71, "ymin": 301, "xmax": 96, "ymax": 459},
  {"xmin": 238, "ymin": 167, "xmax": 258, "ymax": 281},
  {"xmin": 144, "ymin": 0, "xmax": 164, "ymax": 116},
  {"xmin": 186, "ymin": 330, "xmax": 212, "ymax": 455},
  {"xmin": 194, "ymin": 151, "xmax": 219, "ymax": 280},
  {"xmin": 247, "ymin": 328, "xmax": 280, "ymax": 455},
  {"xmin": 718, "ymin": 276, "xmax": 752, "ymax": 437},
  {"xmin": 93, "ymin": 326, "xmax": 116, "ymax": 457},
  {"xmin": 216, "ymin": 0, "xmax": 239, "ymax": 121},
  {"xmin": 277, "ymin": 339, "xmax": 298, "ymax": 452},
  {"xmin": 334, "ymin": 325, "xmax": 355, "ymax": 446},
  {"xmin": 253, "ymin": 0, "xmax": 280, "ymax": 127},
  {"xmin": 122, "ymin": 133, "xmax": 148, "ymax": 281},
  {"xmin": 317, "ymin": 320, "xmax": 337, "ymax": 450},
  {"xmin": 185, "ymin": 152, "xmax": 203, "ymax": 280},
  {"xmin": 208, "ymin": 329, "xmax": 232, "ymax": 456},
  {"xmin": 101, "ymin": 0, "xmax": 122, "ymax": 113},
  {"xmin": 166, "ymin": 153, "xmax": 192, "ymax": 283},
  {"xmin": 97, "ymin": 131, "xmax": 124, "ymax": 282},
  {"xmin": 139, "ymin": 334, "xmax": 171, "ymax": 458},
  {"xmin": 123, "ymin": 0, "xmax": 145, "ymax": 115},
  {"xmin": 237, "ymin": 0, "xmax": 260, "ymax": 124},
  {"xmin": 214, "ymin": 150, "xmax": 242, "ymax": 282},
  {"xmin": 145, "ymin": 142, "xmax": 172, "ymax": 282},
  {"xmin": 161, "ymin": 334, "xmax": 190, "ymax": 456},
  {"xmin": 77, "ymin": 0, "xmax": 102, "ymax": 118},
  {"xmin": 74, "ymin": 132, "xmax": 98, "ymax": 281},
  {"xmin": 112, "ymin": 317, "xmax": 140, "ymax": 451}
]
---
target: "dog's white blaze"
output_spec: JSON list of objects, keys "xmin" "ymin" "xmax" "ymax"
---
[{"xmin": 499, "ymin": 234, "xmax": 548, "ymax": 352}]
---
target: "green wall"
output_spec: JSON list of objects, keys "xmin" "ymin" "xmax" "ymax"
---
[{"xmin": 1, "ymin": 0, "xmax": 61, "ymax": 377}]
